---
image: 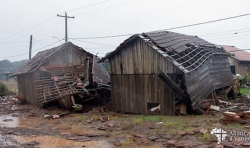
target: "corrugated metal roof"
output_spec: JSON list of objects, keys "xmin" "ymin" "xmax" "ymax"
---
[
  {"xmin": 219, "ymin": 45, "xmax": 250, "ymax": 62},
  {"xmin": 99, "ymin": 31, "xmax": 228, "ymax": 73},
  {"xmin": 99, "ymin": 31, "xmax": 233, "ymax": 110}
]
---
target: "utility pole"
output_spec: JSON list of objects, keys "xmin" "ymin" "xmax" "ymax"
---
[
  {"xmin": 57, "ymin": 12, "xmax": 74, "ymax": 43},
  {"xmin": 29, "ymin": 35, "xmax": 32, "ymax": 60}
]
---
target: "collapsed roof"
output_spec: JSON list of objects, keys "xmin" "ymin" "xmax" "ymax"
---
[{"xmin": 100, "ymin": 31, "xmax": 233, "ymax": 110}]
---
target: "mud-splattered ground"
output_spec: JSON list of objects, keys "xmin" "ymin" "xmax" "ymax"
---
[{"xmin": 1, "ymin": 101, "xmax": 250, "ymax": 148}]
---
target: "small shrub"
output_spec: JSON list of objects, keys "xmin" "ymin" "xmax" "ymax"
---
[{"xmin": 0, "ymin": 82, "xmax": 8, "ymax": 96}]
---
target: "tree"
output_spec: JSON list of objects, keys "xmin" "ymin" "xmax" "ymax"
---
[{"xmin": 0, "ymin": 82, "xmax": 8, "ymax": 96}]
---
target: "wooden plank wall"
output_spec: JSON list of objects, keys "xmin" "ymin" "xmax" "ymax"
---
[
  {"xmin": 185, "ymin": 55, "xmax": 233, "ymax": 109},
  {"xmin": 17, "ymin": 44, "xmax": 92, "ymax": 106},
  {"xmin": 111, "ymin": 75, "xmax": 175, "ymax": 115},
  {"xmin": 109, "ymin": 38, "xmax": 178, "ymax": 115},
  {"xmin": 110, "ymin": 38, "xmax": 176, "ymax": 75},
  {"xmin": 17, "ymin": 73, "xmax": 37, "ymax": 105},
  {"xmin": 44, "ymin": 45, "xmax": 91, "ymax": 66}
]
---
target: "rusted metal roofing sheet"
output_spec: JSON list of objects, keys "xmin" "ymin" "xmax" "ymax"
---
[{"xmin": 219, "ymin": 45, "xmax": 250, "ymax": 62}]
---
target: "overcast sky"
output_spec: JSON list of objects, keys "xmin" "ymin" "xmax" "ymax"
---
[{"xmin": 1, "ymin": 0, "xmax": 250, "ymax": 62}]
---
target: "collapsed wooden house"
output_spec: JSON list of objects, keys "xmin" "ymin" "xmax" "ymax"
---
[
  {"xmin": 10, "ymin": 42, "xmax": 110, "ymax": 109},
  {"xmin": 99, "ymin": 31, "xmax": 233, "ymax": 115}
]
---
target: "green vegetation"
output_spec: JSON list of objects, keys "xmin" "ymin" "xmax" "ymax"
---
[
  {"xmin": 123, "ymin": 137, "xmax": 134, "ymax": 145},
  {"xmin": 240, "ymin": 72, "xmax": 249, "ymax": 86},
  {"xmin": 72, "ymin": 104, "xmax": 83, "ymax": 111},
  {"xmin": 67, "ymin": 115, "xmax": 87, "ymax": 125},
  {"xmin": 240, "ymin": 87, "xmax": 250, "ymax": 96},
  {"xmin": 75, "ymin": 115, "xmax": 87, "ymax": 122},
  {"xmin": 199, "ymin": 133, "xmax": 211, "ymax": 141},
  {"xmin": 225, "ymin": 123, "xmax": 244, "ymax": 129},
  {"xmin": 164, "ymin": 121, "xmax": 187, "ymax": 130},
  {"xmin": 143, "ymin": 115, "xmax": 162, "ymax": 121},
  {"xmin": 0, "ymin": 59, "xmax": 27, "ymax": 80},
  {"xmin": 206, "ymin": 120, "xmax": 213, "ymax": 127},
  {"xmin": 133, "ymin": 116, "xmax": 144, "ymax": 125},
  {"xmin": 0, "ymin": 82, "xmax": 8, "ymax": 96}
]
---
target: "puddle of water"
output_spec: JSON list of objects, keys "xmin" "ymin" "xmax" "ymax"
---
[
  {"xmin": 0, "ymin": 114, "xmax": 19, "ymax": 127},
  {"xmin": 15, "ymin": 135, "xmax": 113, "ymax": 148}
]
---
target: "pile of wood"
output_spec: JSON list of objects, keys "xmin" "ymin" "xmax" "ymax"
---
[
  {"xmin": 223, "ymin": 112, "xmax": 240, "ymax": 121},
  {"xmin": 34, "ymin": 63, "xmax": 110, "ymax": 110}
]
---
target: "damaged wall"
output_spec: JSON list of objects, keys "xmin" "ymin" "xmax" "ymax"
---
[
  {"xmin": 12, "ymin": 42, "xmax": 110, "ymax": 108},
  {"xmin": 109, "ymin": 38, "xmax": 177, "ymax": 115},
  {"xmin": 100, "ymin": 31, "xmax": 233, "ymax": 115}
]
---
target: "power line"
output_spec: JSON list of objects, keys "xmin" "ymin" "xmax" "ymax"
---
[
  {"xmin": 0, "ymin": 1, "xmax": 114, "ymax": 42},
  {"xmin": 0, "ymin": 20, "xmax": 64, "ymax": 44},
  {"xmin": 71, "ymin": 39, "xmax": 116, "ymax": 47},
  {"xmin": 75, "ymin": 0, "xmax": 140, "ymax": 16},
  {"xmin": 70, "ymin": 12, "xmax": 250, "ymax": 39},
  {"xmin": 0, "ymin": 16, "xmax": 54, "ymax": 41},
  {"xmin": 208, "ymin": 34, "xmax": 250, "ymax": 41},
  {"xmin": 0, "ymin": 40, "xmax": 30, "ymax": 44},
  {"xmin": 60, "ymin": 0, "xmax": 113, "ymax": 13},
  {"xmin": 0, "ymin": 41, "xmax": 61, "ymax": 60},
  {"xmin": 197, "ymin": 28, "xmax": 250, "ymax": 37}
]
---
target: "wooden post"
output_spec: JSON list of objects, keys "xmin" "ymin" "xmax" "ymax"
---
[
  {"xmin": 158, "ymin": 71, "xmax": 188, "ymax": 102},
  {"xmin": 71, "ymin": 95, "xmax": 75, "ymax": 105},
  {"xmin": 29, "ymin": 35, "xmax": 32, "ymax": 60}
]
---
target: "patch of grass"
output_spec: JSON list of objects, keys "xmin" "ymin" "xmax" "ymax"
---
[
  {"xmin": 67, "ymin": 121, "xmax": 74, "ymax": 125},
  {"xmin": 143, "ymin": 115, "xmax": 162, "ymax": 121},
  {"xmin": 123, "ymin": 137, "xmax": 134, "ymax": 145},
  {"xmin": 111, "ymin": 116, "xmax": 118, "ymax": 121},
  {"xmin": 66, "ymin": 115, "xmax": 87, "ymax": 125},
  {"xmin": 75, "ymin": 115, "xmax": 87, "ymax": 122},
  {"xmin": 169, "ymin": 128, "xmax": 177, "ymax": 135},
  {"xmin": 91, "ymin": 114, "xmax": 100, "ymax": 120},
  {"xmin": 134, "ymin": 116, "xmax": 144, "ymax": 125},
  {"xmin": 152, "ymin": 129, "xmax": 159, "ymax": 135},
  {"xmin": 240, "ymin": 87, "xmax": 250, "ymax": 96},
  {"xmin": 184, "ymin": 127, "xmax": 194, "ymax": 132},
  {"xmin": 199, "ymin": 133, "xmax": 211, "ymax": 141},
  {"xmin": 225, "ymin": 123, "xmax": 244, "ymax": 129},
  {"xmin": 164, "ymin": 121, "xmax": 187, "ymax": 130},
  {"xmin": 206, "ymin": 120, "xmax": 213, "ymax": 127}
]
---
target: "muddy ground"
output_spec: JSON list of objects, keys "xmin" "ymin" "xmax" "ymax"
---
[{"xmin": 1, "ymin": 99, "xmax": 250, "ymax": 148}]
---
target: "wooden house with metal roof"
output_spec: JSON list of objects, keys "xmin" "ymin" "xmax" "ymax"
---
[
  {"xmin": 10, "ymin": 42, "xmax": 110, "ymax": 108},
  {"xmin": 220, "ymin": 45, "xmax": 250, "ymax": 76},
  {"xmin": 99, "ymin": 31, "xmax": 233, "ymax": 115}
]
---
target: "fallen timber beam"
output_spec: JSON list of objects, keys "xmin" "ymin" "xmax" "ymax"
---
[{"xmin": 158, "ymin": 71, "xmax": 188, "ymax": 103}]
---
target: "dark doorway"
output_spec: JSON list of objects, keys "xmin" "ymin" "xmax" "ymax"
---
[{"xmin": 230, "ymin": 65, "xmax": 236, "ymax": 75}]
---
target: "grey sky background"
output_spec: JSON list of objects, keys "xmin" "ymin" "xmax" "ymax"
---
[{"xmin": 1, "ymin": 0, "xmax": 250, "ymax": 61}]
